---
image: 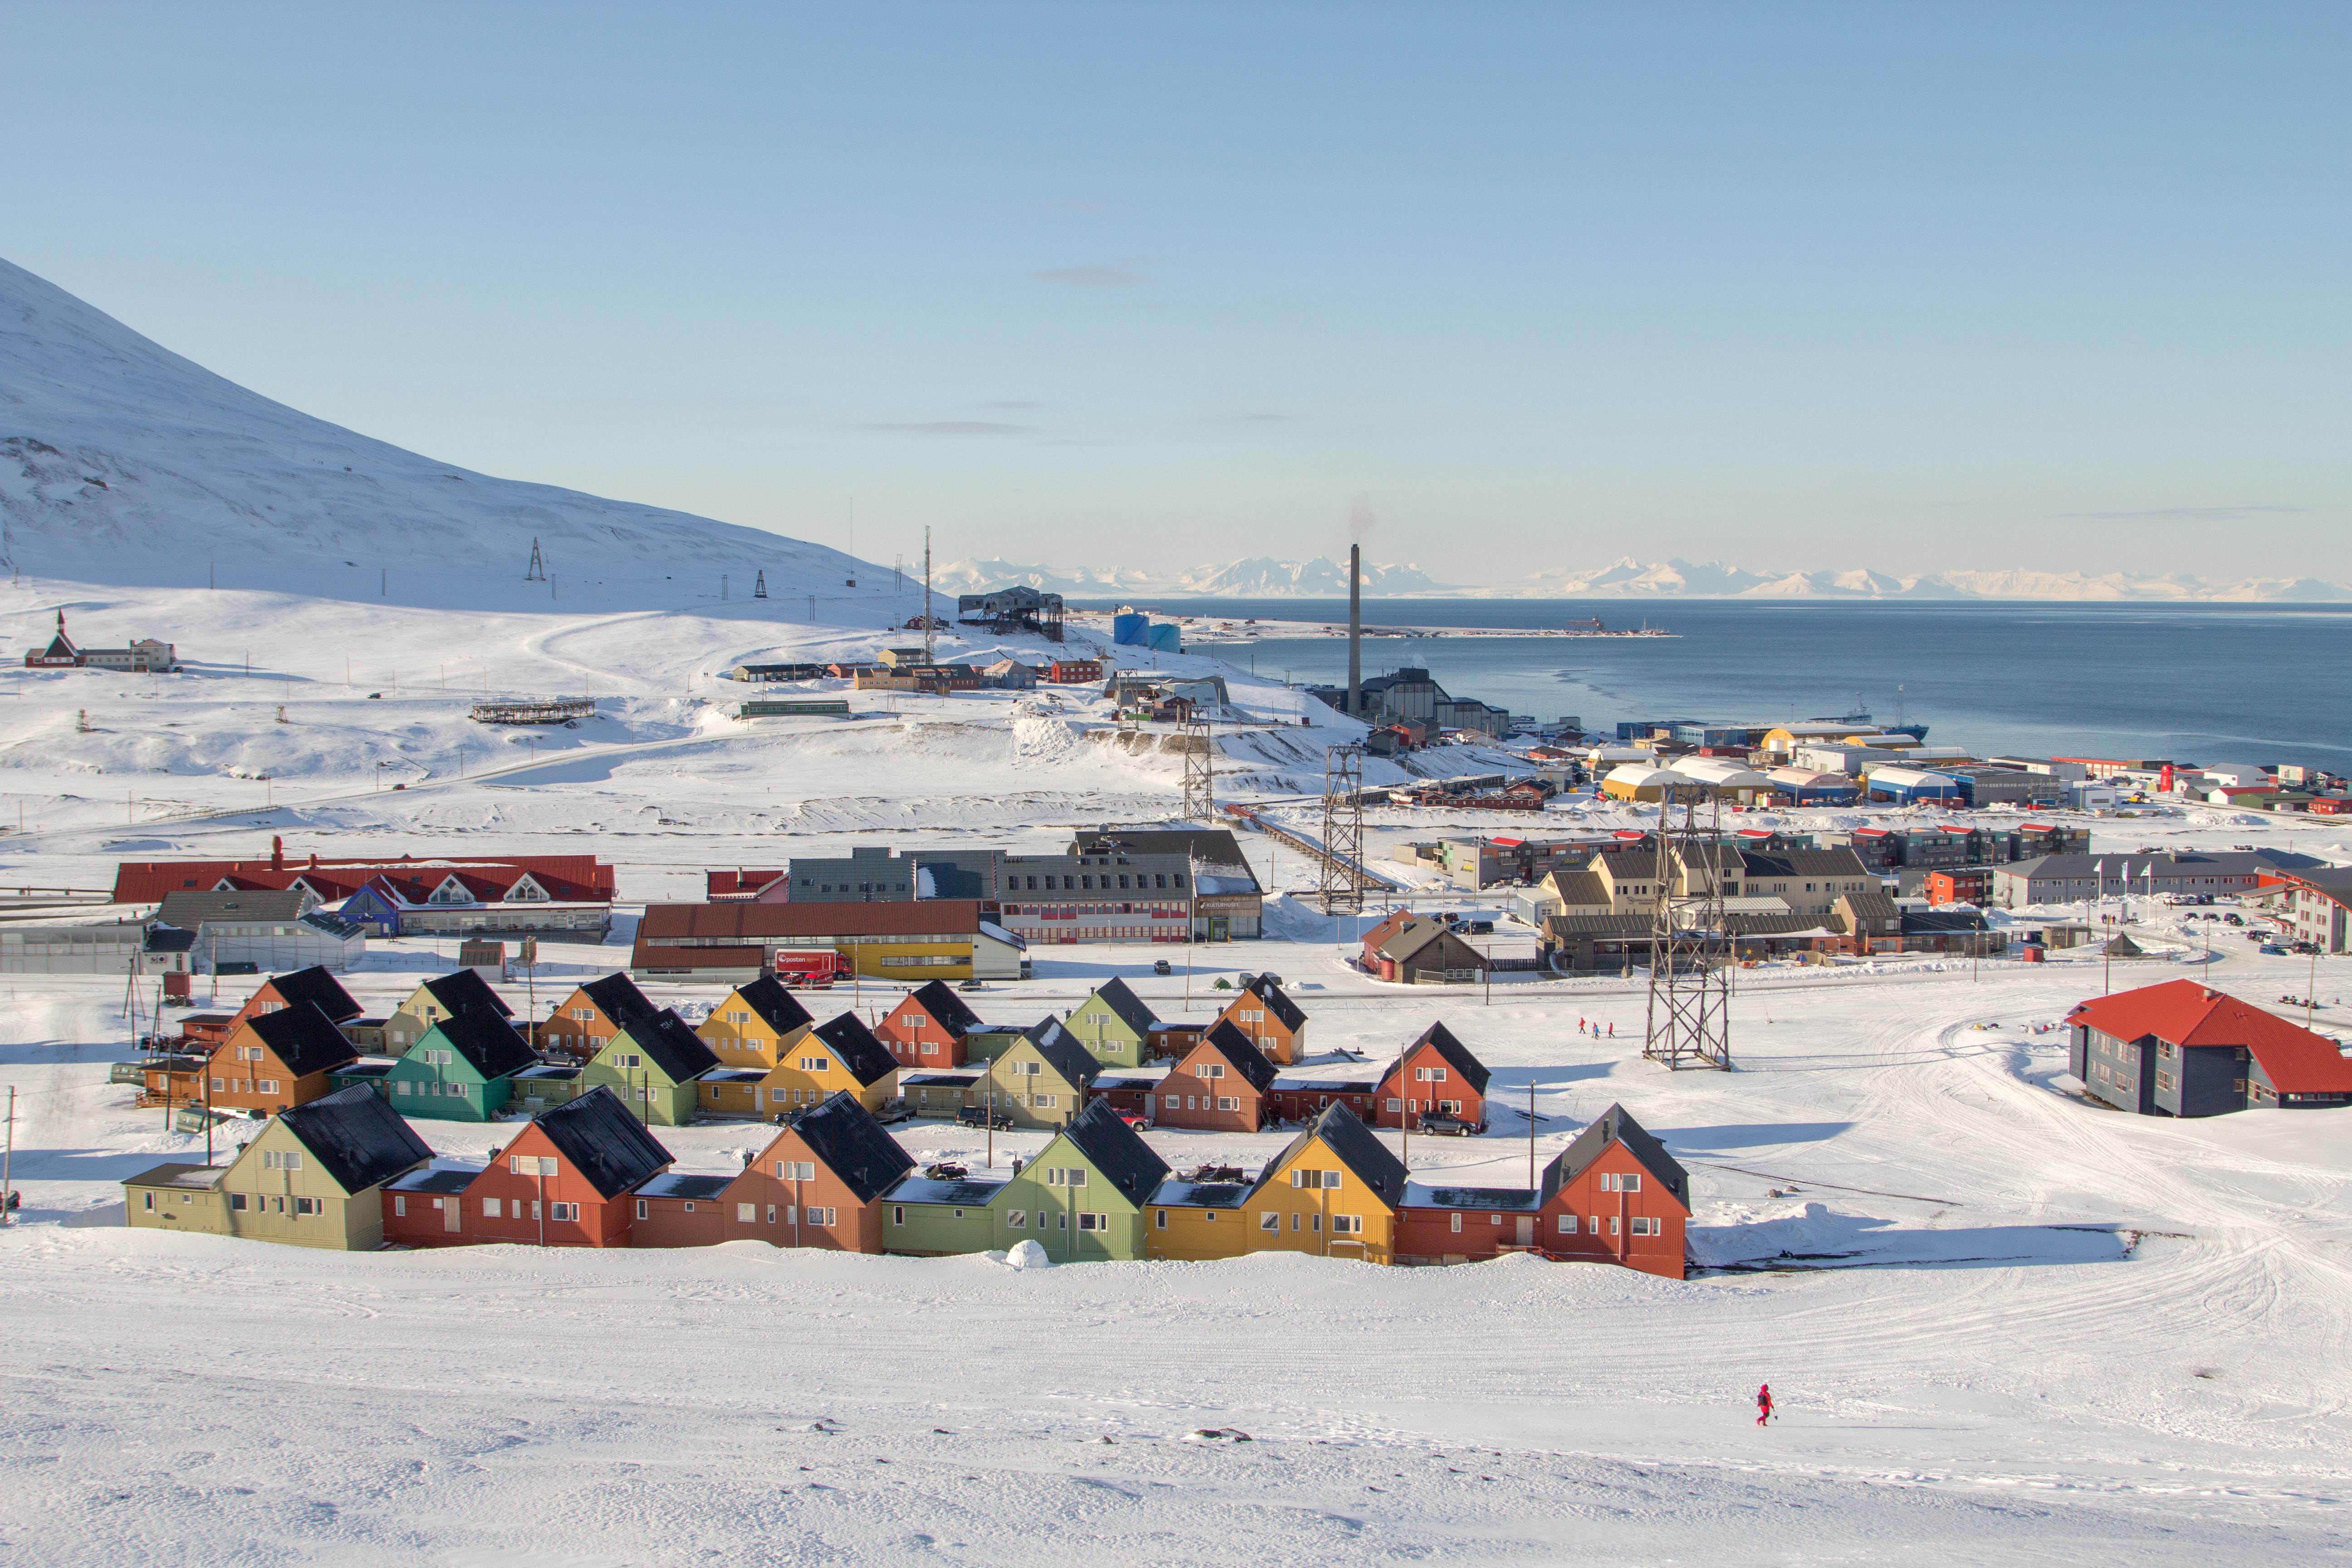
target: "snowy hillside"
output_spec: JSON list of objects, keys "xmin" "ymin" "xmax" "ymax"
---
[{"xmin": 0, "ymin": 258, "xmax": 912, "ymax": 616}]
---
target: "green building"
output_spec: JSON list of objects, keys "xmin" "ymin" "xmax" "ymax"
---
[
  {"xmin": 366, "ymin": 1011, "xmax": 539, "ymax": 1122},
  {"xmin": 882, "ymin": 1171, "xmax": 1009, "ymax": 1257},
  {"xmin": 982, "ymin": 1019, "xmax": 1102, "ymax": 1130},
  {"xmin": 991, "ymin": 1099, "xmax": 1170, "ymax": 1262},
  {"xmin": 579, "ymin": 1010, "xmax": 720, "ymax": 1126},
  {"xmin": 1064, "ymin": 977, "xmax": 1157, "ymax": 1068}
]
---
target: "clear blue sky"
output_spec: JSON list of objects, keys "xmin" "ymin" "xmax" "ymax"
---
[{"xmin": 4, "ymin": 1, "xmax": 2346, "ymax": 583}]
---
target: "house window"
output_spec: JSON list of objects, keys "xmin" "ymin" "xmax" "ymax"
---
[
  {"xmin": 1588, "ymin": 1215, "xmax": 1603, "ymax": 1235},
  {"xmin": 1076, "ymin": 1212, "xmax": 1106, "ymax": 1232},
  {"xmin": 1450, "ymin": 1212, "xmax": 1462, "ymax": 1233},
  {"xmin": 1216, "ymin": 1097, "xmax": 1239, "ymax": 1112},
  {"xmin": 142, "ymin": 1192, "xmax": 155, "ymax": 1211},
  {"xmin": 808, "ymin": 1207, "xmax": 836, "ymax": 1226},
  {"xmin": 1630, "ymin": 1217, "xmax": 1661, "ymax": 1237},
  {"xmin": 636, "ymin": 1199, "xmax": 649, "ymax": 1220},
  {"xmin": 1196, "ymin": 1063, "xmax": 1225, "ymax": 1079},
  {"xmin": 511, "ymin": 1156, "xmax": 557, "ymax": 1176},
  {"xmin": 484, "ymin": 1198, "xmax": 503, "ymax": 1218},
  {"xmin": 1034, "ymin": 1094, "xmax": 1057, "ymax": 1108},
  {"xmin": 737, "ymin": 1203, "xmax": 756, "ymax": 1223},
  {"xmin": 1155, "ymin": 1210, "xmax": 1168, "ymax": 1229},
  {"xmin": 892, "ymin": 1205, "xmax": 906, "ymax": 1226},
  {"xmin": 1260, "ymin": 1212, "xmax": 1279, "ymax": 1231},
  {"xmin": 1415, "ymin": 1067, "xmax": 1446, "ymax": 1083},
  {"xmin": 1164, "ymin": 1094, "xmax": 1182, "ymax": 1108},
  {"xmin": 776, "ymin": 1161, "xmax": 815, "ymax": 1181},
  {"xmin": 1007, "ymin": 1210, "xmax": 1027, "ymax": 1228},
  {"xmin": 393, "ymin": 1196, "xmax": 407, "ymax": 1217},
  {"xmin": 1046, "ymin": 1167, "xmax": 1088, "ymax": 1187},
  {"xmin": 1598, "ymin": 1172, "xmax": 1642, "ymax": 1193},
  {"xmin": 263, "ymin": 1150, "xmax": 301, "ymax": 1171},
  {"xmin": 1385, "ymin": 1098, "xmax": 1403, "ymax": 1113},
  {"xmin": 1332, "ymin": 1214, "xmax": 1363, "ymax": 1235},
  {"xmin": 549, "ymin": 1202, "xmax": 579, "ymax": 1222},
  {"xmin": 256, "ymin": 1079, "xmax": 278, "ymax": 1095},
  {"xmin": 1555, "ymin": 1214, "xmax": 1573, "ymax": 1232},
  {"xmin": 230, "ymin": 1193, "xmax": 248, "ymax": 1211},
  {"xmin": 291, "ymin": 1196, "xmax": 320, "ymax": 1216}
]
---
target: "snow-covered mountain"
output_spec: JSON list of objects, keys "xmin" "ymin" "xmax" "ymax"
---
[
  {"xmin": 945, "ymin": 551, "xmax": 2352, "ymax": 602},
  {"xmin": 935, "ymin": 555, "xmax": 1448, "ymax": 598},
  {"xmin": 0, "ymin": 258, "xmax": 905, "ymax": 614}
]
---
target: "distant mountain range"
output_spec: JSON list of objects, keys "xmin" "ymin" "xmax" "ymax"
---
[{"xmin": 942, "ymin": 554, "xmax": 2352, "ymax": 603}]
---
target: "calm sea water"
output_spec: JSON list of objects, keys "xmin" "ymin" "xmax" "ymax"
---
[{"xmin": 1075, "ymin": 598, "xmax": 2352, "ymax": 770}]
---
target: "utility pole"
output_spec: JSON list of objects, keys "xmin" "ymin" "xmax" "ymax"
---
[
  {"xmin": 922, "ymin": 526, "xmax": 934, "ymax": 666},
  {"xmin": 1527, "ymin": 1078, "xmax": 1537, "ymax": 1190},
  {"xmin": 1, "ymin": 1086, "xmax": 13, "ymax": 1224}
]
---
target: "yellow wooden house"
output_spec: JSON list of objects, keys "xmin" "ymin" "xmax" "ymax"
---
[
  {"xmin": 694, "ymin": 976, "xmax": 818, "ymax": 1118},
  {"xmin": 1144, "ymin": 1176, "xmax": 1256, "ymax": 1261},
  {"xmin": 1247, "ymin": 1102, "xmax": 1407, "ymax": 1265},
  {"xmin": 742, "ymin": 1010, "xmax": 900, "ymax": 1117}
]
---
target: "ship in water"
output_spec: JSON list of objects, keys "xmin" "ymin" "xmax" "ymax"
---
[{"xmin": 1560, "ymin": 616, "xmax": 1676, "ymax": 638}]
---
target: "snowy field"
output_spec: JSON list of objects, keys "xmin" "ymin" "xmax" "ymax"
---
[{"xmin": 5, "ymin": 581, "xmax": 2352, "ymax": 1562}]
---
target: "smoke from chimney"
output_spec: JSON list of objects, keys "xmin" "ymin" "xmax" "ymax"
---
[{"xmin": 1348, "ymin": 494, "xmax": 1376, "ymax": 546}]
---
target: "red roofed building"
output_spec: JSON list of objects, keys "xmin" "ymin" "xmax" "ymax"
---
[
  {"xmin": 2068, "ymin": 979, "xmax": 2352, "ymax": 1116},
  {"xmin": 114, "ymin": 838, "xmax": 614, "ymax": 908}
]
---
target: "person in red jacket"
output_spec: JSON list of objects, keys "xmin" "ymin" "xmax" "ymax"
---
[{"xmin": 1755, "ymin": 1383, "xmax": 1774, "ymax": 1426}]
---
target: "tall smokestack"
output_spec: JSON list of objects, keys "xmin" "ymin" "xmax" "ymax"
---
[{"xmin": 1348, "ymin": 543, "xmax": 1362, "ymax": 720}]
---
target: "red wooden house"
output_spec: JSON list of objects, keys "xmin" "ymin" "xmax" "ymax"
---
[
  {"xmin": 636, "ymin": 1092, "xmax": 915, "ymax": 1253},
  {"xmin": 1046, "ymin": 659, "xmax": 1104, "ymax": 683},
  {"xmin": 540, "ymin": 971, "xmax": 661, "ymax": 1063},
  {"xmin": 1265, "ymin": 1073, "xmax": 1381, "ymax": 1125},
  {"xmin": 382, "ymin": 1087, "xmax": 673, "ymax": 1249},
  {"xmin": 872, "ymin": 978, "xmax": 985, "ymax": 1069},
  {"xmin": 1395, "ymin": 1103, "xmax": 1690, "ymax": 1276},
  {"xmin": 1152, "ymin": 1021, "xmax": 1277, "ymax": 1132},
  {"xmin": 1357, "ymin": 908, "xmax": 1415, "ymax": 970},
  {"xmin": 1371, "ymin": 1021, "xmax": 1491, "ymax": 1131},
  {"xmin": 1217, "ymin": 976, "xmax": 1309, "ymax": 1065}
]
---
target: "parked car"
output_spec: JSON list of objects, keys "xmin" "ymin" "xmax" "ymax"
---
[
  {"xmin": 957, "ymin": 1106, "xmax": 1013, "ymax": 1130},
  {"xmin": 1116, "ymin": 1111, "xmax": 1149, "ymax": 1129},
  {"xmin": 957, "ymin": 979, "xmax": 985, "ymax": 992},
  {"xmin": 2261, "ymin": 944, "xmax": 2291, "ymax": 955},
  {"xmin": 1415, "ymin": 1112, "xmax": 1480, "ymax": 1137},
  {"xmin": 1153, "ymin": 959, "xmax": 1172, "ymax": 976}
]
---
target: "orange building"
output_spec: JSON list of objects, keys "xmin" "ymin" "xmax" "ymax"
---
[
  {"xmin": 872, "ymin": 979, "xmax": 984, "ymax": 1069},
  {"xmin": 1217, "ymin": 976, "xmax": 1308, "ymax": 1065},
  {"xmin": 636, "ymin": 1092, "xmax": 914, "ymax": 1253},
  {"xmin": 204, "ymin": 1003, "xmax": 360, "ymax": 1114}
]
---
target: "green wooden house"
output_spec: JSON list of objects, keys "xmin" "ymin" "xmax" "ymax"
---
[
  {"xmin": 881, "ymin": 1170, "xmax": 1010, "ymax": 1257},
  {"xmin": 375, "ymin": 1011, "xmax": 539, "ymax": 1122},
  {"xmin": 992, "ymin": 1098, "xmax": 1170, "ymax": 1262},
  {"xmin": 983, "ymin": 1018, "xmax": 1102, "ymax": 1130},
  {"xmin": 578, "ymin": 1009, "xmax": 720, "ymax": 1126},
  {"xmin": 1064, "ymin": 977, "xmax": 1157, "ymax": 1068}
]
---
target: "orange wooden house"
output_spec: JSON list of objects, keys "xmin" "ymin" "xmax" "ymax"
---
[
  {"xmin": 1151, "ymin": 1021, "xmax": 1277, "ymax": 1132},
  {"xmin": 635, "ymin": 1091, "xmax": 915, "ymax": 1252},
  {"xmin": 1217, "ymin": 976, "xmax": 1308, "ymax": 1065},
  {"xmin": 540, "ymin": 971, "xmax": 662, "ymax": 1063},
  {"xmin": 203, "ymin": 1003, "xmax": 361, "ymax": 1115},
  {"xmin": 227, "ymin": 965, "xmax": 362, "ymax": 1033}
]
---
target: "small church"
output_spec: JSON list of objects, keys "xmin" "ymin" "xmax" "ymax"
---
[{"xmin": 22, "ymin": 610, "xmax": 177, "ymax": 672}]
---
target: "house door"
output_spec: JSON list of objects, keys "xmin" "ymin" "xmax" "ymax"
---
[
  {"xmin": 1515, "ymin": 1216, "xmax": 1534, "ymax": 1247},
  {"xmin": 444, "ymin": 1200, "xmax": 462, "ymax": 1233},
  {"xmin": 1210, "ymin": 917, "xmax": 1229, "ymax": 942}
]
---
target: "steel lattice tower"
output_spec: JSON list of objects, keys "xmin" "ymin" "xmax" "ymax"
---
[
  {"xmin": 1642, "ymin": 785, "xmax": 1733, "ymax": 1070},
  {"xmin": 1318, "ymin": 743, "xmax": 1367, "ymax": 915},
  {"xmin": 1181, "ymin": 714, "xmax": 1215, "ymax": 822}
]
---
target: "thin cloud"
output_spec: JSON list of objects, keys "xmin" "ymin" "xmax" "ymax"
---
[
  {"xmin": 1034, "ymin": 263, "xmax": 1147, "ymax": 287},
  {"xmin": 863, "ymin": 421, "xmax": 1035, "ymax": 436},
  {"xmin": 2058, "ymin": 505, "xmax": 2317, "ymax": 524},
  {"xmin": 979, "ymin": 400, "xmax": 1042, "ymax": 410},
  {"xmin": 1215, "ymin": 412, "xmax": 1291, "ymax": 424}
]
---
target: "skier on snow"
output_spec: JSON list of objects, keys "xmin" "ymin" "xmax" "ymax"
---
[{"xmin": 1755, "ymin": 1383, "xmax": 1774, "ymax": 1426}]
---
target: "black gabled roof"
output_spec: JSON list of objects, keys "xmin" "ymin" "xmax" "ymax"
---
[
  {"xmin": 1195, "ymin": 1019, "xmax": 1279, "ymax": 1093},
  {"xmin": 275, "ymin": 1084, "xmax": 432, "ymax": 1194},
  {"xmin": 1541, "ymin": 1103, "xmax": 1690, "ymax": 1210},
  {"xmin": 261, "ymin": 965, "xmax": 361, "ymax": 1023},
  {"xmin": 908, "ymin": 978, "xmax": 982, "ymax": 1037},
  {"xmin": 581, "ymin": 971, "xmax": 659, "ymax": 1027},
  {"xmin": 733, "ymin": 974, "xmax": 816, "ymax": 1037},
  {"xmin": 1019, "ymin": 1017, "xmax": 1102, "ymax": 1088},
  {"xmin": 246, "ymin": 1001, "xmax": 360, "ymax": 1077},
  {"xmin": 1055, "ymin": 1097, "xmax": 1171, "ymax": 1200},
  {"xmin": 1087, "ymin": 975, "xmax": 1158, "ymax": 1038},
  {"xmin": 429, "ymin": 1009, "xmax": 539, "ymax": 1082},
  {"xmin": 1378, "ymin": 1020, "xmax": 1492, "ymax": 1097},
  {"xmin": 1242, "ymin": 975, "xmax": 1307, "ymax": 1033},
  {"xmin": 611, "ymin": 1009, "xmax": 722, "ymax": 1083},
  {"xmin": 419, "ymin": 967, "xmax": 513, "ymax": 1020},
  {"xmin": 526, "ymin": 1085, "xmax": 673, "ymax": 1199},
  {"xmin": 1255, "ymin": 1101, "xmax": 1406, "ymax": 1205},
  {"xmin": 779, "ymin": 1091, "xmax": 915, "ymax": 1203},
  {"xmin": 813, "ymin": 1012, "xmax": 898, "ymax": 1088}
]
